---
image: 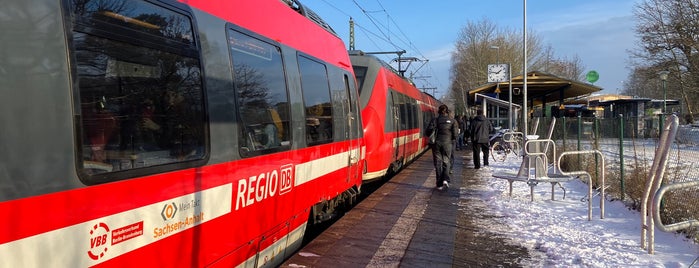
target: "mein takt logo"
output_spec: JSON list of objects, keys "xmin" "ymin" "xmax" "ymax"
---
[{"xmin": 161, "ymin": 202, "xmax": 178, "ymax": 221}]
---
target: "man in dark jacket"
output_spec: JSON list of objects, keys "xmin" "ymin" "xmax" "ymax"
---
[
  {"xmin": 470, "ymin": 109, "xmax": 494, "ymax": 169},
  {"xmin": 426, "ymin": 105, "xmax": 458, "ymax": 190}
]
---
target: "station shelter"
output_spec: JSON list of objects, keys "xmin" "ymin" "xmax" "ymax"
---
[{"xmin": 468, "ymin": 71, "xmax": 602, "ymax": 131}]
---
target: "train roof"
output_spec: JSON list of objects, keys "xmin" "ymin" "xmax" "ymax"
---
[
  {"xmin": 184, "ymin": 0, "xmax": 349, "ymax": 71},
  {"xmin": 281, "ymin": 0, "xmax": 338, "ymax": 37},
  {"xmin": 349, "ymin": 50, "xmax": 416, "ymax": 86}
]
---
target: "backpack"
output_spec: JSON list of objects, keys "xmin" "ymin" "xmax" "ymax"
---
[{"xmin": 427, "ymin": 118, "xmax": 437, "ymax": 145}]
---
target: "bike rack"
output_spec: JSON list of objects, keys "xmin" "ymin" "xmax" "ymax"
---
[
  {"xmin": 493, "ymin": 138, "xmax": 567, "ymax": 202},
  {"xmin": 653, "ymin": 181, "xmax": 699, "ymax": 232},
  {"xmin": 502, "ymin": 131, "xmax": 524, "ymax": 143},
  {"xmin": 641, "ymin": 114, "xmax": 680, "ymax": 254},
  {"xmin": 492, "ymin": 140, "xmax": 604, "ymax": 221},
  {"xmin": 491, "ymin": 131, "xmax": 523, "ymax": 161},
  {"xmin": 652, "ymin": 181, "xmax": 699, "ymax": 266},
  {"xmin": 557, "ymin": 150, "xmax": 605, "ymax": 221}
]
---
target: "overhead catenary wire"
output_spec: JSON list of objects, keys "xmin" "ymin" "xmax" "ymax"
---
[
  {"xmin": 315, "ymin": 0, "xmax": 400, "ymax": 51},
  {"xmin": 371, "ymin": 0, "xmax": 428, "ymax": 61},
  {"xmin": 364, "ymin": 0, "xmax": 444, "ymax": 93},
  {"xmin": 313, "ymin": 0, "xmax": 444, "ymax": 96},
  {"xmin": 321, "ymin": 0, "xmax": 429, "ymax": 61}
]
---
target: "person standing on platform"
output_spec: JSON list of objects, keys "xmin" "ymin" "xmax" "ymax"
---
[
  {"xmin": 449, "ymin": 111, "xmax": 459, "ymax": 174},
  {"xmin": 470, "ymin": 109, "xmax": 494, "ymax": 169},
  {"xmin": 456, "ymin": 115, "xmax": 466, "ymax": 150},
  {"xmin": 426, "ymin": 104, "xmax": 458, "ymax": 190}
]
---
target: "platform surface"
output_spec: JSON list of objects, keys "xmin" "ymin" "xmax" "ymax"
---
[{"xmin": 281, "ymin": 149, "xmax": 531, "ymax": 267}]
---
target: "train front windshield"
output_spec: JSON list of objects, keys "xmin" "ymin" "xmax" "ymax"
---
[{"xmin": 352, "ymin": 66, "xmax": 368, "ymax": 95}]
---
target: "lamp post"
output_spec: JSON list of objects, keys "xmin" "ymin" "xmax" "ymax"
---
[
  {"xmin": 522, "ymin": 0, "xmax": 528, "ymax": 136},
  {"xmin": 658, "ymin": 70, "xmax": 669, "ymax": 135},
  {"xmin": 658, "ymin": 70, "xmax": 669, "ymax": 113}
]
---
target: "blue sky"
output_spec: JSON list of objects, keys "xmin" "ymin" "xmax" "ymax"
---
[{"xmin": 301, "ymin": 0, "xmax": 638, "ymax": 98}]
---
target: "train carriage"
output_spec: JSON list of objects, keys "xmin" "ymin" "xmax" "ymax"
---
[
  {"xmin": 0, "ymin": 0, "xmax": 363, "ymax": 267},
  {"xmin": 351, "ymin": 51, "xmax": 440, "ymax": 181}
]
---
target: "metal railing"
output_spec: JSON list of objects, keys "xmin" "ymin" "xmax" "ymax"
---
[
  {"xmin": 557, "ymin": 150, "xmax": 606, "ymax": 221},
  {"xmin": 641, "ymin": 114, "xmax": 679, "ymax": 254}
]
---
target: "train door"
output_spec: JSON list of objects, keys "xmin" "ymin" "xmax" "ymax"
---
[
  {"xmin": 406, "ymin": 99, "xmax": 417, "ymax": 162},
  {"xmin": 390, "ymin": 92, "xmax": 400, "ymax": 163},
  {"xmin": 398, "ymin": 94, "xmax": 410, "ymax": 165},
  {"xmin": 344, "ymin": 75, "xmax": 361, "ymax": 183},
  {"xmin": 392, "ymin": 92, "xmax": 407, "ymax": 166}
]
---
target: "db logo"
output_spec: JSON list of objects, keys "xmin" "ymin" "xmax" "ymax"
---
[
  {"xmin": 161, "ymin": 202, "xmax": 178, "ymax": 220},
  {"xmin": 279, "ymin": 164, "xmax": 294, "ymax": 195},
  {"xmin": 87, "ymin": 222, "xmax": 110, "ymax": 260}
]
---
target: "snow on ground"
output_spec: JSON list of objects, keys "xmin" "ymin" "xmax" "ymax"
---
[{"xmin": 465, "ymin": 156, "xmax": 699, "ymax": 267}]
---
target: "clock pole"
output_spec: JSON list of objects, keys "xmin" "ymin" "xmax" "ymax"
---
[
  {"xmin": 508, "ymin": 64, "xmax": 513, "ymax": 130},
  {"xmin": 491, "ymin": 46, "xmax": 501, "ymax": 127}
]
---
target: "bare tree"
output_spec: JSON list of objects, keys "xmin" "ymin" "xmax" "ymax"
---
[
  {"xmin": 622, "ymin": 66, "xmax": 660, "ymax": 98},
  {"xmin": 537, "ymin": 44, "xmax": 586, "ymax": 81},
  {"xmin": 631, "ymin": 0, "xmax": 699, "ymax": 122},
  {"xmin": 449, "ymin": 18, "xmax": 584, "ymax": 114}
]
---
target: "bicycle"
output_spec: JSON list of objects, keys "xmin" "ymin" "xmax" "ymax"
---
[{"xmin": 490, "ymin": 130, "xmax": 523, "ymax": 162}]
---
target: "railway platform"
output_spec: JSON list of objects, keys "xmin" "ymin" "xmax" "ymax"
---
[{"xmin": 281, "ymin": 148, "xmax": 531, "ymax": 267}]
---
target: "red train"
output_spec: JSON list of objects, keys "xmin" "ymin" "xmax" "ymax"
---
[
  {"xmin": 351, "ymin": 51, "xmax": 441, "ymax": 181},
  {"xmin": 0, "ymin": 0, "xmax": 363, "ymax": 267}
]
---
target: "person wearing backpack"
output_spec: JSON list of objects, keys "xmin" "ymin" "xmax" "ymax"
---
[{"xmin": 425, "ymin": 104, "xmax": 458, "ymax": 190}]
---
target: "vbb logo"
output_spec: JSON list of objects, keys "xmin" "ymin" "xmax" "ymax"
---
[{"xmin": 87, "ymin": 222, "xmax": 110, "ymax": 260}]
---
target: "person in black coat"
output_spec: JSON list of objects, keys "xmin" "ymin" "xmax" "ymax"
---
[
  {"xmin": 455, "ymin": 115, "xmax": 466, "ymax": 150},
  {"xmin": 470, "ymin": 109, "xmax": 494, "ymax": 169},
  {"xmin": 426, "ymin": 104, "xmax": 458, "ymax": 190}
]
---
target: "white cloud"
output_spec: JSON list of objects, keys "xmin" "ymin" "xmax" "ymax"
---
[
  {"xmin": 531, "ymin": 1, "xmax": 636, "ymax": 33},
  {"xmin": 424, "ymin": 44, "xmax": 454, "ymax": 63}
]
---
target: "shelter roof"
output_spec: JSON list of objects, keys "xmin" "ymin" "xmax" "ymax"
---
[{"xmin": 468, "ymin": 71, "xmax": 602, "ymax": 106}]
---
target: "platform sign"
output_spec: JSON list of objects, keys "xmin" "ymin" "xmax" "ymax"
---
[{"xmin": 586, "ymin": 70, "xmax": 599, "ymax": 84}]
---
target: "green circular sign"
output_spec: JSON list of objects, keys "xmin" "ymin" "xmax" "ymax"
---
[{"xmin": 586, "ymin": 70, "xmax": 599, "ymax": 83}]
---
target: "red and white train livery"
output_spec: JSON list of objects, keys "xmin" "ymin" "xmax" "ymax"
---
[
  {"xmin": 350, "ymin": 51, "xmax": 441, "ymax": 181},
  {"xmin": 0, "ymin": 0, "xmax": 363, "ymax": 267}
]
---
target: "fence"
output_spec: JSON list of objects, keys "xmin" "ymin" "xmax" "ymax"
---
[{"xmin": 523, "ymin": 114, "xmax": 699, "ymax": 242}]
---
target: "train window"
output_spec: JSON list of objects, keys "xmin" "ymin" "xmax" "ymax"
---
[
  {"xmin": 346, "ymin": 74, "xmax": 362, "ymax": 139},
  {"xmin": 329, "ymin": 71, "xmax": 349, "ymax": 141},
  {"xmin": 399, "ymin": 93, "xmax": 409, "ymax": 130},
  {"xmin": 352, "ymin": 66, "xmax": 367, "ymax": 96},
  {"xmin": 227, "ymin": 30, "xmax": 291, "ymax": 156},
  {"xmin": 387, "ymin": 91, "xmax": 397, "ymax": 131},
  {"xmin": 410, "ymin": 100, "xmax": 419, "ymax": 129},
  {"xmin": 71, "ymin": 0, "xmax": 196, "ymax": 51},
  {"xmin": 298, "ymin": 55, "xmax": 333, "ymax": 145},
  {"xmin": 71, "ymin": 0, "xmax": 206, "ymax": 178}
]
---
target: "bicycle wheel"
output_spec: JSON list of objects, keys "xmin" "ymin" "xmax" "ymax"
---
[{"xmin": 491, "ymin": 141, "xmax": 507, "ymax": 162}]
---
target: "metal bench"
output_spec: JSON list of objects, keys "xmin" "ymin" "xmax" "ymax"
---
[
  {"xmin": 492, "ymin": 138, "xmax": 606, "ymax": 221},
  {"xmin": 492, "ymin": 117, "xmax": 606, "ymax": 221},
  {"xmin": 492, "ymin": 117, "xmax": 562, "ymax": 201}
]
